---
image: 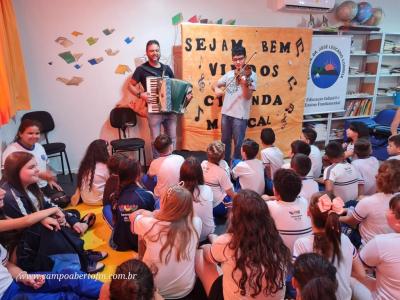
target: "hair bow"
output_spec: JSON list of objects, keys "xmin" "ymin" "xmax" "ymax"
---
[{"xmin": 317, "ymin": 194, "xmax": 344, "ymax": 215}]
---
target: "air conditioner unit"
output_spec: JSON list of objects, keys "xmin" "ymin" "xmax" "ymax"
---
[{"xmin": 276, "ymin": 0, "xmax": 335, "ymax": 12}]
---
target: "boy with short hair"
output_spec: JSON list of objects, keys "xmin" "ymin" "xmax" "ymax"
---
[
  {"xmin": 146, "ymin": 134, "xmax": 184, "ymax": 200},
  {"xmin": 266, "ymin": 168, "xmax": 312, "ymax": 253},
  {"xmin": 291, "ymin": 153, "xmax": 318, "ymax": 203},
  {"xmin": 351, "ymin": 138, "xmax": 379, "ymax": 195},
  {"xmin": 323, "ymin": 141, "xmax": 364, "ymax": 203},
  {"xmin": 282, "ymin": 140, "xmax": 313, "ymax": 179},
  {"xmin": 301, "ymin": 128, "xmax": 323, "ymax": 179},
  {"xmin": 232, "ymin": 138, "xmax": 265, "ymax": 195},
  {"xmin": 387, "ymin": 134, "xmax": 400, "ymax": 160},
  {"xmin": 260, "ymin": 128, "xmax": 284, "ymax": 180}
]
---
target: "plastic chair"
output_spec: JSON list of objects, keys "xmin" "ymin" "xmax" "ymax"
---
[
  {"xmin": 21, "ymin": 111, "xmax": 73, "ymax": 182},
  {"xmin": 109, "ymin": 107, "xmax": 146, "ymax": 170}
]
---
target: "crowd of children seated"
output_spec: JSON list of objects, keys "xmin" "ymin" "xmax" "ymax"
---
[{"xmin": 1, "ymin": 117, "xmax": 400, "ymax": 300}]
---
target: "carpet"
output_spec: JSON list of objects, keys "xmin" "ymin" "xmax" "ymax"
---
[{"xmin": 74, "ymin": 203, "xmax": 136, "ymax": 282}]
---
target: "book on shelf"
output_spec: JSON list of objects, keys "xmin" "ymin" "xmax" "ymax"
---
[{"xmin": 344, "ymin": 99, "xmax": 371, "ymax": 117}]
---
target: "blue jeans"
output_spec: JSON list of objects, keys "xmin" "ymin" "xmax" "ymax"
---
[
  {"xmin": 221, "ymin": 114, "xmax": 247, "ymax": 162},
  {"xmin": 213, "ymin": 195, "xmax": 232, "ymax": 217},
  {"xmin": 2, "ymin": 270, "xmax": 102, "ymax": 300},
  {"xmin": 102, "ymin": 204, "xmax": 114, "ymax": 228},
  {"xmin": 148, "ymin": 113, "xmax": 177, "ymax": 158}
]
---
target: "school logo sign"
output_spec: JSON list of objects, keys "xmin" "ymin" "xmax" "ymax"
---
[
  {"xmin": 305, "ymin": 36, "xmax": 351, "ymax": 115},
  {"xmin": 311, "ymin": 50, "xmax": 341, "ymax": 89}
]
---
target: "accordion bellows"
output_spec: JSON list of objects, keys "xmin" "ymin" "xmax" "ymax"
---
[{"xmin": 146, "ymin": 77, "xmax": 192, "ymax": 113}]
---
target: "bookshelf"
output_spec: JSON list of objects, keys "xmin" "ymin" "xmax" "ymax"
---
[{"xmin": 304, "ymin": 32, "xmax": 400, "ymax": 146}]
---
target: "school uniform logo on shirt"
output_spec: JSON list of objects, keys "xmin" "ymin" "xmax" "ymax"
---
[
  {"xmin": 117, "ymin": 204, "xmax": 139, "ymax": 222},
  {"xmin": 41, "ymin": 154, "xmax": 47, "ymax": 161},
  {"xmin": 288, "ymin": 209, "xmax": 302, "ymax": 221}
]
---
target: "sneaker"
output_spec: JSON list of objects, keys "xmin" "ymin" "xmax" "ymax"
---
[
  {"xmin": 86, "ymin": 260, "xmax": 105, "ymax": 274},
  {"xmin": 84, "ymin": 250, "xmax": 108, "ymax": 262}
]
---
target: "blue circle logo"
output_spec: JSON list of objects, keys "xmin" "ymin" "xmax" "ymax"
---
[{"xmin": 311, "ymin": 50, "xmax": 341, "ymax": 89}]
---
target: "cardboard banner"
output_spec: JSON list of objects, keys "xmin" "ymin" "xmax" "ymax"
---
[
  {"xmin": 180, "ymin": 24, "xmax": 312, "ymax": 155},
  {"xmin": 304, "ymin": 35, "xmax": 351, "ymax": 114}
]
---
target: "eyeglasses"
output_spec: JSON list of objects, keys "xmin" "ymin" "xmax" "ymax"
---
[{"xmin": 232, "ymin": 56, "xmax": 245, "ymax": 62}]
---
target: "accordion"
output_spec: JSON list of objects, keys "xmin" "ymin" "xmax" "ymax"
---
[{"xmin": 146, "ymin": 77, "xmax": 192, "ymax": 114}]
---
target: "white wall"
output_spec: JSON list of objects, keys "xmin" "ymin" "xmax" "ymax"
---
[{"xmin": 1, "ymin": 0, "xmax": 398, "ymax": 172}]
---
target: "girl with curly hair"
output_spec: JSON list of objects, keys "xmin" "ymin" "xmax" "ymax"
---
[
  {"xmin": 74, "ymin": 139, "xmax": 110, "ymax": 206},
  {"xmin": 340, "ymin": 159, "xmax": 400, "ymax": 245},
  {"xmin": 196, "ymin": 189, "xmax": 291, "ymax": 299}
]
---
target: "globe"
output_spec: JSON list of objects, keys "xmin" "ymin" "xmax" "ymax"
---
[
  {"xmin": 336, "ymin": 1, "xmax": 358, "ymax": 22},
  {"xmin": 356, "ymin": 2, "xmax": 373, "ymax": 23},
  {"xmin": 364, "ymin": 8, "xmax": 383, "ymax": 26}
]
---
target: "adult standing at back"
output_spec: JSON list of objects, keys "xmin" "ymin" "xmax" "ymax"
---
[
  {"xmin": 212, "ymin": 45, "xmax": 257, "ymax": 163},
  {"xmin": 128, "ymin": 40, "xmax": 175, "ymax": 158}
]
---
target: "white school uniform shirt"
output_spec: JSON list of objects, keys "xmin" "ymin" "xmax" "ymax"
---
[
  {"xmin": 352, "ymin": 192, "xmax": 394, "ymax": 245},
  {"xmin": 360, "ymin": 233, "xmax": 400, "ymax": 300},
  {"xmin": 293, "ymin": 234, "xmax": 357, "ymax": 300},
  {"xmin": 387, "ymin": 154, "xmax": 400, "ymax": 160},
  {"xmin": 299, "ymin": 178, "xmax": 319, "ymax": 203},
  {"xmin": 266, "ymin": 196, "xmax": 312, "ymax": 253},
  {"xmin": 323, "ymin": 161, "xmax": 363, "ymax": 203},
  {"xmin": 2, "ymin": 142, "xmax": 48, "ymax": 188},
  {"xmin": 132, "ymin": 215, "xmax": 202, "ymax": 299},
  {"xmin": 148, "ymin": 154, "xmax": 184, "ymax": 199},
  {"xmin": 218, "ymin": 70, "xmax": 257, "ymax": 120},
  {"xmin": 260, "ymin": 146, "xmax": 284, "ymax": 179},
  {"xmin": 0, "ymin": 244, "xmax": 13, "ymax": 300},
  {"xmin": 193, "ymin": 185, "xmax": 215, "ymax": 241},
  {"xmin": 351, "ymin": 156, "xmax": 379, "ymax": 196},
  {"xmin": 232, "ymin": 159, "xmax": 265, "ymax": 195},
  {"xmin": 201, "ymin": 160, "xmax": 233, "ymax": 207},
  {"xmin": 309, "ymin": 144, "xmax": 323, "ymax": 179},
  {"xmin": 80, "ymin": 162, "xmax": 109, "ymax": 205},
  {"xmin": 209, "ymin": 233, "xmax": 285, "ymax": 300}
]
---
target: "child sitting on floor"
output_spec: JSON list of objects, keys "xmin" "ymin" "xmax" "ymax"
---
[
  {"xmin": 260, "ymin": 127, "xmax": 284, "ymax": 182},
  {"xmin": 144, "ymin": 134, "xmax": 184, "ymax": 205},
  {"xmin": 387, "ymin": 134, "xmax": 400, "ymax": 160},
  {"xmin": 267, "ymin": 168, "xmax": 312, "ymax": 253},
  {"xmin": 291, "ymin": 153, "xmax": 318, "ymax": 203},
  {"xmin": 351, "ymin": 138, "xmax": 379, "ymax": 196},
  {"xmin": 201, "ymin": 141, "xmax": 235, "ymax": 217},
  {"xmin": 301, "ymin": 127, "xmax": 323, "ymax": 180},
  {"xmin": 343, "ymin": 121, "xmax": 370, "ymax": 160},
  {"xmin": 73, "ymin": 139, "xmax": 110, "ymax": 206},
  {"xmin": 231, "ymin": 138, "xmax": 265, "ymax": 195},
  {"xmin": 323, "ymin": 141, "xmax": 364, "ymax": 203}
]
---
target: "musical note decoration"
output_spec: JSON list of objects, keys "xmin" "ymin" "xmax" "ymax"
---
[
  {"xmin": 198, "ymin": 73, "xmax": 205, "ymax": 92},
  {"xmin": 195, "ymin": 106, "xmax": 204, "ymax": 122},
  {"xmin": 296, "ymin": 38, "xmax": 304, "ymax": 57},
  {"xmin": 288, "ymin": 76, "xmax": 297, "ymax": 91}
]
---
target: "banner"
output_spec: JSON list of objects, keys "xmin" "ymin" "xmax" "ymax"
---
[
  {"xmin": 180, "ymin": 24, "xmax": 312, "ymax": 155},
  {"xmin": 304, "ymin": 35, "xmax": 351, "ymax": 115}
]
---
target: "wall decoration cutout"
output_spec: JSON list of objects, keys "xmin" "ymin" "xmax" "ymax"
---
[
  {"xmin": 86, "ymin": 36, "xmax": 99, "ymax": 46},
  {"xmin": 55, "ymin": 36, "xmax": 73, "ymax": 47},
  {"xmin": 115, "ymin": 64, "xmax": 132, "ymax": 74},
  {"xmin": 124, "ymin": 36, "xmax": 134, "ymax": 44},
  {"xmin": 88, "ymin": 57, "xmax": 104, "ymax": 65},
  {"xmin": 102, "ymin": 28, "xmax": 115, "ymax": 35},
  {"xmin": 105, "ymin": 48, "xmax": 120, "ymax": 56},
  {"xmin": 71, "ymin": 31, "xmax": 83, "ymax": 37},
  {"xmin": 56, "ymin": 76, "xmax": 83, "ymax": 86},
  {"xmin": 58, "ymin": 51, "xmax": 76, "ymax": 64}
]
